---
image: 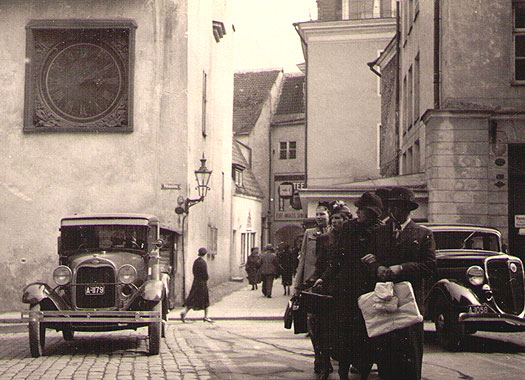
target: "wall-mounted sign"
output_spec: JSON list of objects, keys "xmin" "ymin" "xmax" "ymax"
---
[
  {"xmin": 161, "ymin": 183, "xmax": 181, "ymax": 190},
  {"xmin": 278, "ymin": 182, "xmax": 294, "ymax": 199},
  {"xmin": 515, "ymin": 215, "xmax": 525, "ymax": 228}
]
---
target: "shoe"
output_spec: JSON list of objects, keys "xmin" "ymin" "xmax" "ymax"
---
[
  {"xmin": 203, "ymin": 317, "xmax": 213, "ymax": 323},
  {"xmin": 267, "ymin": 295, "xmax": 272, "ymax": 298},
  {"xmin": 180, "ymin": 311, "xmax": 186, "ymax": 323}
]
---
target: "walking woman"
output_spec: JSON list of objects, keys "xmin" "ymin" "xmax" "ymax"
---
[
  {"xmin": 245, "ymin": 247, "xmax": 262, "ymax": 290},
  {"xmin": 277, "ymin": 242, "xmax": 295, "ymax": 295},
  {"xmin": 180, "ymin": 247, "xmax": 213, "ymax": 323}
]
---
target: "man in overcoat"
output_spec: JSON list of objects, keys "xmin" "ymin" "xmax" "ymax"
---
[
  {"xmin": 363, "ymin": 187, "xmax": 436, "ymax": 380},
  {"xmin": 258, "ymin": 244, "xmax": 280, "ymax": 298}
]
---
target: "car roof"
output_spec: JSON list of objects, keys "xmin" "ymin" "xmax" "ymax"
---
[
  {"xmin": 61, "ymin": 214, "xmax": 159, "ymax": 226},
  {"xmin": 422, "ymin": 223, "xmax": 501, "ymax": 236}
]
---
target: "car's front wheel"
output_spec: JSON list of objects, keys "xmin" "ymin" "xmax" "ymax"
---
[
  {"xmin": 28, "ymin": 304, "xmax": 45, "ymax": 357},
  {"xmin": 434, "ymin": 298, "xmax": 464, "ymax": 351},
  {"xmin": 148, "ymin": 302, "xmax": 162, "ymax": 355}
]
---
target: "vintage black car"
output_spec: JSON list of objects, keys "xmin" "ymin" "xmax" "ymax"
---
[
  {"xmin": 423, "ymin": 224, "xmax": 525, "ymax": 350},
  {"xmin": 21, "ymin": 214, "xmax": 178, "ymax": 357}
]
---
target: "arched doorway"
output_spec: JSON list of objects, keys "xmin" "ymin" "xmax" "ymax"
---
[{"xmin": 275, "ymin": 225, "xmax": 303, "ymax": 248}]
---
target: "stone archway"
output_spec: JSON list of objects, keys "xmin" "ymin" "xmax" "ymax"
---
[{"xmin": 275, "ymin": 224, "xmax": 303, "ymax": 248}]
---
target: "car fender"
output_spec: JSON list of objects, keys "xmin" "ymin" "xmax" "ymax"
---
[
  {"xmin": 140, "ymin": 279, "xmax": 165, "ymax": 302},
  {"xmin": 22, "ymin": 282, "xmax": 69, "ymax": 310},
  {"xmin": 425, "ymin": 279, "xmax": 481, "ymax": 317}
]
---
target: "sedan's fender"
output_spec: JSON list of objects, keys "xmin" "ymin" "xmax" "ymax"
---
[
  {"xmin": 425, "ymin": 279, "xmax": 481, "ymax": 318},
  {"xmin": 140, "ymin": 279, "xmax": 165, "ymax": 302},
  {"xmin": 22, "ymin": 282, "xmax": 69, "ymax": 310}
]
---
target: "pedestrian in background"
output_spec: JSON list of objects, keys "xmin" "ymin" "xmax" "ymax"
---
[
  {"xmin": 258, "ymin": 244, "xmax": 280, "ymax": 298},
  {"xmin": 180, "ymin": 247, "xmax": 213, "ymax": 323},
  {"xmin": 277, "ymin": 242, "xmax": 295, "ymax": 296},
  {"xmin": 245, "ymin": 247, "xmax": 262, "ymax": 290},
  {"xmin": 363, "ymin": 187, "xmax": 436, "ymax": 380},
  {"xmin": 293, "ymin": 204, "xmax": 333, "ymax": 377}
]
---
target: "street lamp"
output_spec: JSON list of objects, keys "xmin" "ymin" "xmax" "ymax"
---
[{"xmin": 175, "ymin": 154, "xmax": 212, "ymax": 214}]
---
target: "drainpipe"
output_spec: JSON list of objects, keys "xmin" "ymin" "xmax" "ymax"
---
[
  {"xmin": 434, "ymin": 0, "xmax": 441, "ymax": 109},
  {"xmin": 395, "ymin": 0, "xmax": 401, "ymax": 174},
  {"xmin": 180, "ymin": 214, "xmax": 187, "ymax": 303}
]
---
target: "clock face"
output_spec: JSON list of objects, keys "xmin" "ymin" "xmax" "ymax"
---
[{"xmin": 41, "ymin": 42, "xmax": 124, "ymax": 122}]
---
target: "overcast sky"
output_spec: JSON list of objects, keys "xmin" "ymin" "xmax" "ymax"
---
[{"xmin": 231, "ymin": 0, "xmax": 318, "ymax": 73}]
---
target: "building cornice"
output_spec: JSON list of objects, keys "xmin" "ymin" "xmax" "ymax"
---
[
  {"xmin": 296, "ymin": 18, "xmax": 396, "ymax": 43},
  {"xmin": 422, "ymin": 108, "xmax": 525, "ymax": 124}
]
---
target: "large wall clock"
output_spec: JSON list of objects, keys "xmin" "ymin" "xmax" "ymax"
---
[{"xmin": 24, "ymin": 20, "xmax": 137, "ymax": 132}]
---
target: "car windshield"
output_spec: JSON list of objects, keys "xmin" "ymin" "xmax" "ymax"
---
[
  {"xmin": 61, "ymin": 225, "xmax": 148, "ymax": 253},
  {"xmin": 433, "ymin": 231, "xmax": 500, "ymax": 252}
]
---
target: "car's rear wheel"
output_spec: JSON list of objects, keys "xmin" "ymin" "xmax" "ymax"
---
[
  {"xmin": 28, "ymin": 304, "xmax": 45, "ymax": 357},
  {"xmin": 62, "ymin": 328, "xmax": 75, "ymax": 341},
  {"xmin": 434, "ymin": 298, "xmax": 464, "ymax": 351},
  {"xmin": 148, "ymin": 302, "xmax": 162, "ymax": 355}
]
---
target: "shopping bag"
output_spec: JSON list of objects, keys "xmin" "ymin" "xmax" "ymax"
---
[
  {"xmin": 300, "ymin": 289, "xmax": 333, "ymax": 315},
  {"xmin": 358, "ymin": 281, "xmax": 423, "ymax": 338}
]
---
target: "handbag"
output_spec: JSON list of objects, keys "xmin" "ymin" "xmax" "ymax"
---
[
  {"xmin": 292, "ymin": 296, "xmax": 308, "ymax": 334},
  {"xmin": 358, "ymin": 281, "xmax": 423, "ymax": 338},
  {"xmin": 300, "ymin": 289, "xmax": 333, "ymax": 315},
  {"xmin": 283, "ymin": 299, "xmax": 293, "ymax": 329}
]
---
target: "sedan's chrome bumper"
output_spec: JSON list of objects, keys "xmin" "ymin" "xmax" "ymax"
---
[
  {"xmin": 459, "ymin": 312, "xmax": 525, "ymax": 327},
  {"xmin": 21, "ymin": 310, "xmax": 161, "ymax": 323}
]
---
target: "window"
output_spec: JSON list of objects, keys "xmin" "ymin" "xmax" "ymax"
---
[
  {"xmin": 513, "ymin": 2, "xmax": 525, "ymax": 81},
  {"xmin": 402, "ymin": 75, "xmax": 407, "ymax": 134},
  {"xmin": 408, "ymin": 65, "xmax": 413, "ymax": 130},
  {"xmin": 279, "ymin": 141, "xmax": 297, "ymax": 160},
  {"xmin": 241, "ymin": 232, "xmax": 256, "ymax": 264},
  {"xmin": 414, "ymin": 53, "xmax": 420, "ymax": 122},
  {"xmin": 407, "ymin": 146, "xmax": 413, "ymax": 174},
  {"xmin": 207, "ymin": 224, "xmax": 218, "ymax": 256},
  {"xmin": 413, "ymin": 140, "xmax": 420, "ymax": 173},
  {"xmin": 202, "ymin": 71, "xmax": 208, "ymax": 136},
  {"xmin": 233, "ymin": 167, "xmax": 243, "ymax": 187}
]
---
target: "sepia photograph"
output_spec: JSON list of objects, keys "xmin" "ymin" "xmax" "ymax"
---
[{"xmin": 1, "ymin": 0, "xmax": 525, "ymax": 379}]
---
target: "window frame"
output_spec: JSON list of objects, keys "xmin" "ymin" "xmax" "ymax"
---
[{"xmin": 513, "ymin": 2, "xmax": 525, "ymax": 84}]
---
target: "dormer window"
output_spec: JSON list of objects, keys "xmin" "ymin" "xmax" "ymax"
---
[{"xmin": 232, "ymin": 163, "xmax": 245, "ymax": 187}]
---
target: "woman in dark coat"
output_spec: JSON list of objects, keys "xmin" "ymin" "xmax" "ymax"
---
[
  {"xmin": 316, "ymin": 193, "xmax": 383, "ymax": 380},
  {"xmin": 277, "ymin": 243, "xmax": 295, "ymax": 295},
  {"xmin": 180, "ymin": 247, "xmax": 212, "ymax": 323},
  {"xmin": 245, "ymin": 247, "xmax": 262, "ymax": 290}
]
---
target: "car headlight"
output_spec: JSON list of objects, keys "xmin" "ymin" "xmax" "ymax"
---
[
  {"xmin": 53, "ymin": 266, "xmax": 72, "ymax": 286},
  {"xmin": 118, "ymin": 264, "xmax": 137, "ymax": 284},
  {"xmin": 466, "ymin": 265, "xmax": 485, "ymax": 286}
]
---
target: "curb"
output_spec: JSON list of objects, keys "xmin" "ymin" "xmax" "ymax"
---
[{"xmin": 167, "ymin": 316, "xmax": 283, "ymax": 322}]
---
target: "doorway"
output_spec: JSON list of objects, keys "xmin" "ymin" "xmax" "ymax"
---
[{"xmin": 508, "ymin": 144, "xmax": 525, "ymax": 260}]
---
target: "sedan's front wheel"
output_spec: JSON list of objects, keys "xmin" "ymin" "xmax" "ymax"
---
[
  {"xmin": 434, "ymin": 298, "xmax": 464, "ymax": 351},
  {"xmin": 28, "ymin": 304, "xmax": 45, "ymax": 357}
]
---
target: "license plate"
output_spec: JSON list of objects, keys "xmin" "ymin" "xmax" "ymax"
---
[
  {"xmin": 469, "ymin": 305, "xmax": 488, "ymax": 314},
  {"xmin": 85, "ymin": 285, "xmax": 105, "ymax": 295}
]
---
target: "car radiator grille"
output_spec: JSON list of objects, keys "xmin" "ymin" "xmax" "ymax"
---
[
  {"xmin": 487, "ymin": 259, "xmax": 524, "ymax": 315},
  {"xmin": 75, "ymin": 266, "xmax": 116, "ymax": 309}
]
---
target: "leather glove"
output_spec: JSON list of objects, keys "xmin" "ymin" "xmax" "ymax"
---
[
  {"xmin": 361, "ymin": 253, "xmax": 377, "ymax": 265},
  {"xmin": 377, "ymin": 266, "xmax": 394, "ymax": 281}
]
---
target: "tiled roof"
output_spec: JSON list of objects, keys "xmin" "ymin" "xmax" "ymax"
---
[
  {"xmin": 232, "ymin": 139, "xmax": 264, "ymax": 199},
  {"xmin": 233, "ymin": 70, "xmax": 281, "ymax": 135},
  {"xmin": 275, "ymin": 73, "xmax": 305, "ymax": 115}
]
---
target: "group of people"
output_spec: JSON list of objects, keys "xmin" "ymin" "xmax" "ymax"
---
[
  {"xmin": 245, "ymin": 242, "xmax": 299, "ymax": 297},
  {"xmin": 293, "ymin": 186, "xmax": 436, "ymax": 380}
]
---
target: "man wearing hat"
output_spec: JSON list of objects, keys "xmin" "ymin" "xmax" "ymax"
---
[
  {"xmin": 374, "ymin": 187, "xmax": 392, "ymax": 223},
  {"xmin": 259, "ymin": 244, "xmax": 280, "ymax": 298},
  {"xmin": 363, "ymin": 186, "xmax": 436, "ymax": 380}
]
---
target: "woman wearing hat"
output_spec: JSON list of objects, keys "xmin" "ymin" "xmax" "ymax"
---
[{"xmin": 315, "ymin": 193, "xmax": 383, "ymax": 380}]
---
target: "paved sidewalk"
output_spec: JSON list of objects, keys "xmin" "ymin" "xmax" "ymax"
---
[{"xmin": 1, "ymin": 278, "xmax": 290, "ymax": 327}]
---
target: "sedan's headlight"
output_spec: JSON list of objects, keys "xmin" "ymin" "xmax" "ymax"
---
[
  {"xmin": 466, "ymin": 265, "xmax": 485, "ymax": 286},
  {"xmin": 118, "ymin": 264, "xmax": 137, "ymax": 284},
  {"xmin": 53, "ymin": 266, "xmax": 72, "ymax": 286}
]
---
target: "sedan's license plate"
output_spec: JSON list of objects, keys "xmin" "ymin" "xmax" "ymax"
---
[
  {"xmin": 85, "ymin": 285, "xmax": 105, "ymax": 295},
  {"xmin": 469, "ymin": 305, "xmax": 488, "ymax": 314}
]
